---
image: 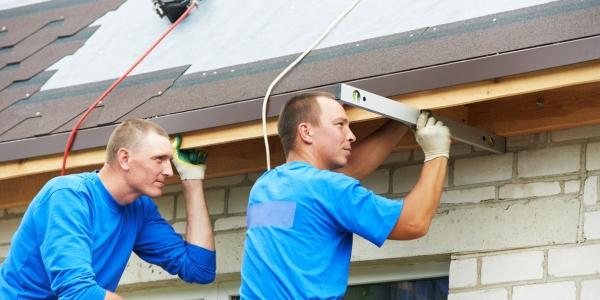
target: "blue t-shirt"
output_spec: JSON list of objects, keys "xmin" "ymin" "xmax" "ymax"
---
[
  {"xmin": 0, "ymin": 172, "xmax": 215, "ymax": 300},
  {"xmin": 240, "ymin": 161, "xmax": 403, "ymax": 299}
]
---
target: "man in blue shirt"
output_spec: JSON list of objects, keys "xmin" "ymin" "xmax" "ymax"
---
[
  {"xmin": 240, "ymin": 92, "xmax": 451, "ymax": 299},
  {"xmin": 0, "ymin": 118, "xmax": 215, "ymax": 300}
]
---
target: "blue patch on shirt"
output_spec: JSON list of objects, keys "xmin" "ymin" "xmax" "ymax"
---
[{"xmin": 247, "ymin": 201, "xmax": 296, "ymax": 229}]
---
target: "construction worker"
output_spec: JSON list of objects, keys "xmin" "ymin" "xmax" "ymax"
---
[
  {"xmin": 240, "ymin": 92, "xmax": 450, "ymax": 299},
  {"xmin": 0, "ymin": 118, "xmax": 214, "ymax": 300}
]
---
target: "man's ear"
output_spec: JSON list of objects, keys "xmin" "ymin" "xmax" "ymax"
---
[
  {"xmin": 116, "ymin": 148, "xmax": 131, "ymax": 171},
  {"xmin": 297, "ymin": 122, "xmax": 313, "ymax": 144}
]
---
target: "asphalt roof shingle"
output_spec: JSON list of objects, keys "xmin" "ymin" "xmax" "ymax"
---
[{"xmin": 0, "ymin": 0, "xmax": 600, "ymax": 162}]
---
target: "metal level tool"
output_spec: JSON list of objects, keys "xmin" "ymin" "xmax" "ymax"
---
[{"xmin": 335, "ymin": 83, "xmax": 506, "ymax": 154}]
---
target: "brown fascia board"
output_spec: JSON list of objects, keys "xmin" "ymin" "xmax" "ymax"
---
[{"xmin": 1, "ymin": 34, "xmax": 600, "ymax": 163}]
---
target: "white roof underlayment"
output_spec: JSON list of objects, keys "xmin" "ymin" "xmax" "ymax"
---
[
  {"xmin": 0, "ymin": 0, "xmax": 50, "ymax": 10},
  {"xmin": 40, "ymin": 0, "xmax": 557, "ymax": 90}
]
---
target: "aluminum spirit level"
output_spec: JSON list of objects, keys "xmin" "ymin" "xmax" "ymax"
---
[{"xmin": 335, "ymin": 83, "xmax": 506, "ymax": 154}]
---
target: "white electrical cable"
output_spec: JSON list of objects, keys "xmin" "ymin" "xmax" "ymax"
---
[{"xmin": 261, "ymin": 0, "xmax": 363, "ymax": 170}]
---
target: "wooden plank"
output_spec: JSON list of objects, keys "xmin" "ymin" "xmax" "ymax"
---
[
  {"xmin": 0, "ymin": 60, "xmax": 599, "ymax": 182},
  {"xmin": 0, "ymin": 139, "xmax": 286, "ymax": 209},
  {"xmin": 394, "ymin": 60, "xmax": 600, "ymax": 109},
  {"xmin": 468, "ymin": 82, "xmax": 600, "ymax": 136},
  {"xmin": 3, "ymin": 81, "xmax": 600, "ymax": 209},
  {"xmin": 0, "ymin": 166, "xmax": 100, "ymax": 209}
]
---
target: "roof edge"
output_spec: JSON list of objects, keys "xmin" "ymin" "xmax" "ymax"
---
[{"xmin": 1, "ymin": 34, "xmax": 600, "ymax": 163}]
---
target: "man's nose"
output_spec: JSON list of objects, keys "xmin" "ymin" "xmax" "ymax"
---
[
  {"xmin": 164, "ymin": 160, "xmax": 174, "ymax": 177},
  {"xmin": 347, "ymin": 128, "xmax": 356, "ymax": 143}
]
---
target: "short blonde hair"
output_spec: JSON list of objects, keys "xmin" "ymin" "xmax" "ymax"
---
[
  {"xmin": 105, "ymin": 118, "xmax": 168, "ymax": 164},
  {"xmin": 278, "ymin": 92, "xmax": 333, "ymax": 156}
]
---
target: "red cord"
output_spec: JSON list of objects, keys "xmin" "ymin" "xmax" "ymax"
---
[{"xmin": 60, "ymin": 1, "xmax": 198, "ymax": 175}]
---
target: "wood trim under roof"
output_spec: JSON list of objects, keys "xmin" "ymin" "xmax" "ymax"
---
[{"xmin": 1, "ymin": 58, "xmax": 600, "ymax": 181}]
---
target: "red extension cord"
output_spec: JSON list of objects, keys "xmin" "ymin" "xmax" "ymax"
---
[{"xmin": 60, "ymin": 1, "xmax": 198, "ymax": 175}]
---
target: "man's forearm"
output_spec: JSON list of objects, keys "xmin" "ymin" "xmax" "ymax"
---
[
  {"xmin": 181, "ymin": 180, "xmax": 215, "ymax": 250},
  {"xmin": 405, "ymin": 158, "xmax": 447, "ymax": 228},
  {"xmin": 388, "ymin": 157, "xmax": 447, "ymax": 240},
  {"xmin": 339, "ymin": 121, "xmax": 408, "ymax": 179}
]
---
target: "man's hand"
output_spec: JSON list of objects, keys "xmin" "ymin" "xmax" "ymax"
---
[
  {"xmin": 415, "ymin": 112, "xmax": 451, "ymax": 162},
  {"xmin": 171, "ymin": 135, "xmax": 207, "ymax": 180}
]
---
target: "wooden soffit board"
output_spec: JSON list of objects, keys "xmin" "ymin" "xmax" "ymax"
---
[{"xmin": 1, "ymin": 59, "xmax": 600, "ymax": 209}]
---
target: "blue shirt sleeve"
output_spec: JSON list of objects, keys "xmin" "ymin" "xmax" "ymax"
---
[
  {"xmin": 327, "ymin": 172, "xmax": 404, "ymax": 247},
  {"xmin": 133, "ymin": 199, "xmax": 216, "ymax": 284},
  {"xmin": 32, "ymin": 188, "xmax": 106, "ymax": 300}
]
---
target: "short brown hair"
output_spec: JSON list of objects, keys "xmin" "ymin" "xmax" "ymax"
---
[
  {"xmin": 105, "ymin": 118, "xmax": 168, "ymax": 164},
  {"xmin": 277, "ymin": 91, "xmax": 334, "ymax": 156}
]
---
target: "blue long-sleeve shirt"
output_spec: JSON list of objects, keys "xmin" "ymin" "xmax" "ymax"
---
[{"xmin": 0, "ymin": 172, "xmax": 215, "ymax": 299}]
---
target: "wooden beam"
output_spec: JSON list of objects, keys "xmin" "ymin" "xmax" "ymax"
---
[
  {"xmin": 0, "ymin": 60, "xmax": 599, "ymax": 182},
  {"xmin": 2, "ymin": 80, "xmax": 600, "ymax": 208},
  {"xmin": 468, "ymin": 82, "xmax": 600, "ymax": 136},
  {"xmin": 394, "ymin": 59, "xmax": 600, "ymax": 109}
]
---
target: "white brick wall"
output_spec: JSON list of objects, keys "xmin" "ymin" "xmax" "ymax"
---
[
  {"xmin": 449, "ymin": 258, "xmax": 477, "ymax": 288},
  {"xmin": 205, "ymin": 189, "xmax": 226, "ymax": 215},
  {"xmin": 454, "ymin": 153, "xmax": 513, "ymax": 185},
  {"xmin": 512, "ymin": 281, "xmax": 575, "ymax": 300},
  {"xmin": 552, "ymin": 125, "xmax": 600, "ymax": 142},
  {"xmin": 584, "ymin": 176, "xmax": 598, "ymax": 206},
  {"xmin": 171, "ymin": 221, "xmax": 186, "ymax": 234},
  {"xmin": 161, "ymin": 184, "xmax": 182, "ymax": 194},
  {"xmin": 480, "ymin": 251, "xmax": 544, "ymax": 284},
  {"xmin": 442, "ymin": 186, "xmax": 495, "ymax": 204},
  {"xmin": 204, "ymin": 175, "xmax": 245, "ymax": 188},
  {"xmin": 0, "ymin": 219, "xmax": 21, "ymax": 244},
  {"xmin": 507, "ymin": 134, "xmax": 536, "ymax": 150},
  {"xmin": 247, "ymin": 172, "xmax": 263, "ymax": 183},
  {"xmin": 586, "ymin": 142, "xmax": 600, "ymax": 171},
  {"xmin": 448, "ymin": 288, "xmax": 507, "ymax": 300},
  {"xmin": 450, "ymin": 143, "xmax": 472, "ymax": 157},
  {"xmin": 518, "ymin": 145, "xmax": 580, "ymax": 178},
  {"xmin": 362, "ymin": 169, "xmax": 389, "ymax": 194},
  {"xmin": 5, "ymin": 124, "xmax": 600, "ymax": 295},
  {"xmin": 6, "ymin": 205, "xmax": 27, "ymax": 215},
  {"xmin": 413, "ymin": 149, "xmax": 425, "ymax": 161},
  {"xmin": 154, "ymin": 195, "xmax": 175, "ymax": 221},
  {"xmin": 548, "ymin": 244, "xmax": 600, "ymax": 277},
  {"xmin": 393, "ymin": 164, "xmax": 448, "ymax": 193},
  {"xmin": 498, "ymin": 182, "xmax": 560, "ymax": 199},
  {"xmin": 215, "ymin": 231, "xmax": 245, "ymax": 273},
  {"xmin": 0, "ymin": 245, "xmax": 10, "ymax": 258},
  {"xmin": 564, "ymin": 180, "xmax": 580, "ymax": 194},
  {"xmin": 352, "ymin": 197, "xmax": 579, "ymax": 261},
  {"xmin": 581, "ymin": 279, "xmax": 600, "ymax": 300},
  {"xmin": 175, "ymin": 189, "xmax": 225, "ymax": 219},
  {"xmin": 393, "ymin": 164, "xmax": 422, "ymax": 193},
  {"xmin": 120, "ymin": 253, "xmax": 176, "ymax": 285},
  {"xmin": 214, "ymin": 216, "xmax": 246, "ymax": 231},
  {"xmin": 228, "ymin": 186, "xmax": 251, "ymax": 214},
  {"xmin": 382, "ymin": 150, "xmax": 411, "ymax": 165},
  {"xmin": 584, "ymin": 211, "xmax": 600, "ymax": 240}
]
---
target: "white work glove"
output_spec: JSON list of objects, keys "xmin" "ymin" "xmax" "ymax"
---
[
  {"xmin": 171, "ymin": 135, "xmax": 207, "ymax": 180},
  {"xmin": 415, "ymin": 112, "xmax": 451, "ymax": 162}
]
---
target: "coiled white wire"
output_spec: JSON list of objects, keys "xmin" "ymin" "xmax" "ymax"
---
[{"xmin": 261, "ymin": 0, "xmax": 363, "ymax": 170}]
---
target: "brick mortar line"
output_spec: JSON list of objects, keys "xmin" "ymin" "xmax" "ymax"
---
[
  {"xmin": 449, "ymin": 239, "xmax": 600, "ymax": 260},
  {"xmin": 434, "ymin": 194, "xmax": 579, "ymax": 212},
  {"xmin": 450, "ymin": 275, "xmax": 600, "ymax": 294},
  {"xmin": 578, "ymin": 143, "xmax": 589, "ymax": 243}
]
